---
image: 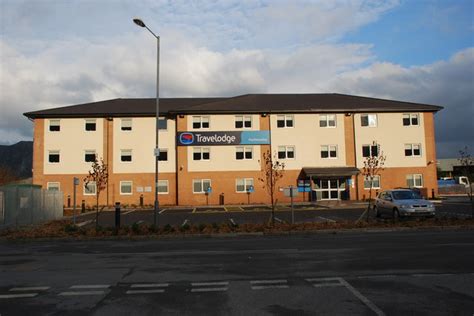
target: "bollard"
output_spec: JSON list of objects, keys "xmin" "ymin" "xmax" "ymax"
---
[
  {"xmin": 140, "ymin": 194, "xmax": 144, "ymax": 208},
  {"xmin": 115, "ymin": 202, "xmax": 121, "ymax": 228},
  {"xmin": 431, "ymin": 188, "xmax": 435, "ymax": 199},
  {"xmin": 67, "ymin": 195, "xmax": 71, "ymax": 208},
  {"xmin": 81, "ymin": 200, "xmax": 85, "ymax": 213}
]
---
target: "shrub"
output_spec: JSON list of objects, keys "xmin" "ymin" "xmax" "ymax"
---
[
  {"xmin": 64, "ymin": 224, "xmax": 78, "ymax": 233},
  {"xmin": 132, "ymin": 222, "xmax": 140, "ymax": 234},
  {"xmin": 180, "ymin": 224, "xmax": 190, "ymax": 232}
]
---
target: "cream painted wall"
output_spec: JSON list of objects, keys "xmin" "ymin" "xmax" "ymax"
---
[
  {"xmin": 113, "ymin": 117, "xmax": 176, "ymax": 173},
  {"xmin": 44, "ymin": 118, "xmax": 104, "ymax": 174},
  {"xmin": 270, "ymin": 114, "xmax": 347, "ymax": 170},
  {"xmin": 353, "ymin": 113, "xmax": 426, "ymax": 168},
  {"xmin": 187, "ymin": 145, "xmax": 261, "ymax": 172},
  {"xmin": 187, "ymin": 114, "xmax": 261, "ymax": 131}
]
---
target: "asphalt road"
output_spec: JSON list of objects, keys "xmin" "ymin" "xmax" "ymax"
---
[
  {"xmin": 73, "ymin": 196, "xmax": 473, "ymax": 228},
  {"xmin": 0, "ymin": 229, "xmax": 473, "ymax": 315}
]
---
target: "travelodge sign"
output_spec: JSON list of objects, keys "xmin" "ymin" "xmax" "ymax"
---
[{"xmin": 177, "ymin": 131, "xmax": 270, "ymax": 146}]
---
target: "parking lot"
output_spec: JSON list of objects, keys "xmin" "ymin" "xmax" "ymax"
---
[{"xmin": 72, "ymin": 196, "xmax": 473, "ymax": 228}]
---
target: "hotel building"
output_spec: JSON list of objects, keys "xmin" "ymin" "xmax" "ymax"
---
[{"xmin": 24, "ymin": 93, "xmax": 442, "ymax": 206}]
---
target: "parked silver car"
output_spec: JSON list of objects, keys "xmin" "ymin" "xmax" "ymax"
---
[{"xmin": 374, "ymin": 189, "xmax": 435, "ymax": 219}]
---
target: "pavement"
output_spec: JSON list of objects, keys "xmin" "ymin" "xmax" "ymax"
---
[{"xmin": 0, "ymin": 229, "xmax": 473, "ymax": 315}]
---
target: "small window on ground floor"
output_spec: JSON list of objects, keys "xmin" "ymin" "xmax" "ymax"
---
[
  {"xmin": 193, "ymin": 179, "xmax": 211, "ymax": 194},
  {"xmin": 47, "ymin": 182, "xmax": 60, "ymax": 191},
  {"xmin": 236, "ymin": 178, "xmax": 254, "ymax": 193},
  {"xmin": 364, "ymin": 175, "xmax": 380, "ymax": 189},
  {"xmin": 84, "ymin": 182, "xmax": 96, "ymax": 195},
  {"xmin": 406, "ymin": 174, "xmax": 423, "ymax": 188},
  {"xmin": 120, "ymin": 181, "xmax": 133, "ymax": 195},
  {"xmin": 158, "ymin": 180, "xmax": 169, "ymax": 194}
]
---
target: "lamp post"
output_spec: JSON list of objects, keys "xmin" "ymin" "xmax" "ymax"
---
[{"xmin": 133, "ymin": 18, "xmax": 160, "ymax": 226}]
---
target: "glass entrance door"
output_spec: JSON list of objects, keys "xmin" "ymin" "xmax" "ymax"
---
[{"xmin": 320, "ymin": 179, "xmax": 339, "ymax": 200}]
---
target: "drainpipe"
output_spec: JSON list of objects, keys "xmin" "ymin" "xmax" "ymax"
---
[{"xmin": 352, "ymin": 114, "xmax": 359, "ymax": 200}]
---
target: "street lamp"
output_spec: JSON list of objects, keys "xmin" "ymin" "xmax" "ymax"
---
[{"xmin": 133, "ymin": 18, "xmax": 160, "ymax": 226}]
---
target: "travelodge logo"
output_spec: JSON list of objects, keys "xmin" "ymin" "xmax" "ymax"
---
[{"xmin": 179, "ymin": 132, "xmax": 194, "ymax": 145}]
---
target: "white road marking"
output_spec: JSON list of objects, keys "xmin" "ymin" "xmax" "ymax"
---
[
  {"xmin": 191, "ymin": 287, "xmax": 228, "ymax": 293},
  {"xmin": 123, "ymin": 210, "xmax": 135, "ymax": 215},
  {"xmin": 0, "ymin": 293, "xmax": 38, "ymax": 299},
  {"xmin": 182, "ymin": 219, "xmax": 189, "ymax": 227},
  {"xmin": 312, "ymin": 283, "xmax": 344, "ymax": 287},
  {"xmin": 251, "ymin": 285, "xmax": 289, "ymax": 290},
  {"xmin": 9, "ymin": 286, "xmax": 50, "ymax": 291},
  {"xmin": 131, "ymin": 283, "xmax": 169, "ymax": 288},
  {"xmin": 338, "ymin": 278, "xmax": 386, "ymax": 316},
  {"xmin": 306, "ymin": 277, "xmax": 340, "ymax": 282},
  {"xmin": 317, "ymin": 216, "xmax": 336, "ymax": 223},
  {"xmin": 126, "ymin": 289, "xmax": 165, "ymax": 294},
  {"xmin": 250, "ymin": 279, "xmax": 287, "ymax": 284},
  {"xmin": 192, "ymin": 281, "xmax": 229, "ymax": 287},
  {"xmin": 59, "ymin": 291, "xmax": 105, "ymax": 296},
  {"xmin": 135, "ymin": 220, "xmax": 144, "ymax": 225},
  {"xmin": 70, "ymin": 285, "xmax": 110, "ymax": 289},
  {"xmin": 76, "ymin": 220, "xmax": 93, "ymax": 227},
  {"xmin": 159, "ymin": 208, "xmax": 167, "ymax": 214},
  {"xmin": 306, "ymin": 277, "xmax": 343, "ymax": 287}
]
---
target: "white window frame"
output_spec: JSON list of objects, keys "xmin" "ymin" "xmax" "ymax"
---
[
  {"xmin": 406, "ymin": 174, "xmax": 423, "ymax": 188},
  {"xmin": 48, "ymin": 150, "xmax": 60, "ymax": 164},
  {"xmin": 84, "ymin": 150, "xmax": 96, "ymax": 163},
  {"xmin": 362, "ymin": 144, "xmax": 379, "ymax": 158},
  {"xmin": 276, "ymin": 115, "xmax": 294, "ymax": 128},
  {"xmin": 120, "ymin": 181, "xmax": 133, "ymax": 195},
  {"xmin": 192, "ymin": 116, "xmax": 210, "ymax": 129},
  {"xmin": 158, "ymin": 148, "xmax": 168, "ymax": 162},
  {"xmin": 236, "ymin": 178, "xmax": 254, "ymax": 193},
  {"xmin": 364, "ymin": 175, "xmax": 381, "ymax": 190},
  {"xmin": 47, "ymin": 182, "xmax": 60, "ymax": 191},
  {"xmin": 158, "ymin": 180, "xmax": 169, "ymax": 194},
  {"xmin": 235, "ymin": 115, "xmax": 252, "ymax": 129},
  {"xmin": 278, "ymin": 145, "xmax": 295, "ymax": 159},
  {"xmin": 235, "ymin": 146, "xmax": 253, "ymax": 160},
  {"xmin": 120, "ymin": 149, "xmax": 132, "ymax": 162},
  {"xmin": 320, "ymin": 145, "xmax": 338, "ymax": 159},
  {"xmin": 193, "ymin": 147, "xmax": 210, "ymax": 161},
  {"xmin": 404, "ymin": 144, "xmax": 422, "ymax": 157},
  {"xmin": 361, "ymin": 114, "xmax": 377, "ymax": 127},
  {"xmin": 85, "ymin": 119, "xmax": 96, "ymax": 131},
  {"xmin": 49, "ymin": 119, "xmax": 60, "ymax": 132},
  {"xmin": 121, "ymin": 118, "xmax": 132, "ymax": 131},
  {"xmin": 193, "ymin": 179, "xmax": 211, "ymax": 194},
  {"xmin": 84, "ymin": 181, "xmax": 96, "ymax": 195},
  {"xmin": 319, "ymin": 114, "xmax": 336, "ymax": 128},
  {"xmin": 402, "ymin": 113, "xmax": 419, "ymax": 126}
]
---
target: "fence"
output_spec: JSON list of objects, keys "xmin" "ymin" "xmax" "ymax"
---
[{"xmin": 0, "ymin": 185, "xmax": 63, "ymax": 227}]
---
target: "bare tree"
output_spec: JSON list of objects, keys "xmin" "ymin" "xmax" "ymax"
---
[
  {"xmin": 84, "ymin": 157, "xmax": 108, "ymax": 228},
  {"xmin": 258, "ymin": 150, "xmax": 285, "ymax": 225},
  {"xmin": 458, "ymin": 146, "xmax": 473, "ymax": 217},
  {"xmin": 360, "ymin": 142, "xmax": 386, "ymax": 221}
]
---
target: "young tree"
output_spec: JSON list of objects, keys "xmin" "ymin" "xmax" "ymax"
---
[
  {"xmin": 458, "ymin": 146, "xmax": 473, "ymax": 217},
  {"xmin": 258, "ymin": 150, "xmax": 285, "ymax": 225},
  {"xmin": 84, "ymin": 157, "xmax": 108, "ymax": 228},
  {"xmin": 361, "ymin": 142, "xmax": 386, "ymax": 221}
]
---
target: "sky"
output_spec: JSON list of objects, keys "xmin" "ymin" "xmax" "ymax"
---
[{"xmin": 0, "ymin": 0, "xmax": 473, "ymax": 158}]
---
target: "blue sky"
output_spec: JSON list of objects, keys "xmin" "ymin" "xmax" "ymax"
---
[{"xmin": 0, "ymin": 0, "xmax": 473, "ymax": 158}]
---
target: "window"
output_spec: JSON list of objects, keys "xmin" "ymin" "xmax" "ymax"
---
[
  {"xmin": 85, "ymin": 119, "xmax": 96, "ymax": 131},
  {"xmin": 84, "ymin": 150, "xmax": 96, "ymax": 162},
  {"xmin": 192, "ymin": 116, "xmax": 210, "ymax": 129},
  {"xmin": 121, "ymin": 118, "xmax": 132, "ymax": 131},
  {"xmin": 47, "ymin": 182, "xmax": 60, "ymax": 191},
  {"xmin": 235, "ymin": 115, "xmax": 252, "ymax": 128},
  {"xmin": 120, "ymin": 181, "xmax": 133, "ymax": 195},
  {"xmin": 158, "ymin": 118, "xmax": 167, "ymax": 130},
  {"xmin": 278, "ymin": 146, "xmax": 295, "ymax": 159},
  {"xmin": 403, "ymin": 113, "xmax": 419, "ymax": 126},
  {"xmin": 193, "ymin": 179, "xmax": 211, "ymax": 194},
  {"xmin": 49, "ymin": 119, "xmax": 60, "ymax": 132},
  {"xmin": 361, "ymin": 114, "xmax": 377, "ymax": 127},
  {"xmin": 84, "ymin": 182, "xmax": 96, "ymax": 195},
  {"xmin": 406, "ymin": 174, "xmax": 423, "ymax": 188},
  {"xmin": 319, "ymin": 114, "xmax": 336, "ymax": 128},
  {"xmin": 362, "ymin": 144, "xmax": 379, "ymax": 157},
  {"xmin": 48, "ymin": 150, "xmax": 60, "ymax": 163},
  {"xmin": 404, "ymin": 144, "xmax": 421, "ymax": 157},
  {"xmin": 121, "ymin": 149, "xmax": 132, "ymax": 162},
  {"xmin": 276, "ymin": 115, "xmax": 294, "ymax": 128},
  {"xmin": 321, "ymin": 145, "xmax": 337, "ymax": 158},
  {"xmin": 236, "ymin": 146, "xmax": 253, "ymax": 160},
  {"xmin": 158, "ymin": 149, "xmax": 168, "ymax": 161},
  {"xmin": 364, "ymin": 175, "xmax": 381, "ymax": 189},
  {"xmin": 158, "ymin": 180, "xmax": 169, "ymax": 194},
  {"xmin": 236, "ymin": 178, "xmax": 254, "ymax": 193},
  {"xmin": 193, "ymin": 147, "xmax": 210, "ymax": 160}
]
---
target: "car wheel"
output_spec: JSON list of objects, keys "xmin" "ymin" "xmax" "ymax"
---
[
  {"xmin": 392, "ymin": 208, "xmax": 400, "ymax": 221},
  {"xmin": 374, "ymin": 206, "xmax": 380, "ymax": 218}
]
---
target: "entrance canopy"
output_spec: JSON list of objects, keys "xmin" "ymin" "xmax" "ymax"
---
[{"xmin": 302, "ymin": 167, "xmax": 360, "ymax": 178}]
